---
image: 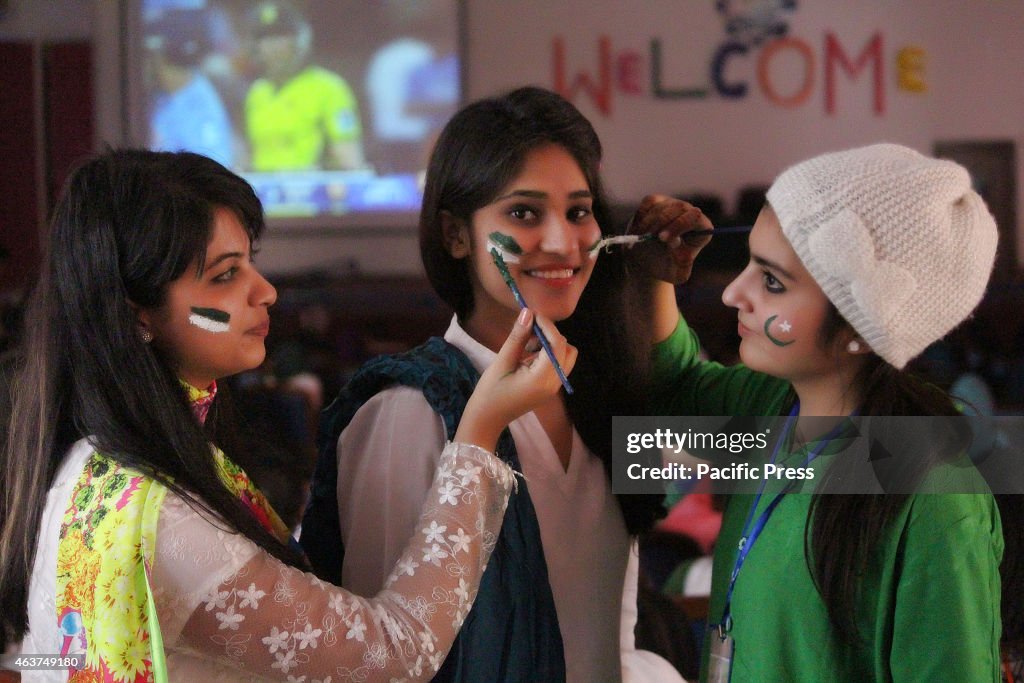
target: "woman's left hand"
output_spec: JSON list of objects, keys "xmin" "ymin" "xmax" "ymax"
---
[{"xmin": 627, "ymin": 194, "xmax": 714, "ymax": 285}]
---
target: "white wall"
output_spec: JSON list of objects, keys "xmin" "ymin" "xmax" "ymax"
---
[
  {"xmin": 7, "ymin": 0, "xmax": 1024, "ymax": 275},
  {"xmin": 467, "ymin": 0, "xmax": 1024, "ymax": 261}
]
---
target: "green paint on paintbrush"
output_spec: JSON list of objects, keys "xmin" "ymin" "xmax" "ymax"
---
[{"xmin": 487, "ymin": 246, "xmax": 574, "ymax": 394}]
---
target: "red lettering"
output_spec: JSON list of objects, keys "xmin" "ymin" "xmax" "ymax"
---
[
  {"xmin": 825, "ymin": 32, "xmax": 885, "ymax": 115},
  {"xmin": 617, "ymin": 51, "xmax": 643, "ymax": 95},
  {"xmin": 552, "ymin": 36, "xmax": 613, "ymax": 115},
  {"xmin": 758, "ymin": 37, "xmax": 815, "ymax": 108}
]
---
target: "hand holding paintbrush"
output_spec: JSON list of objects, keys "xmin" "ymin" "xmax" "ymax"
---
[
  {"xmin": 586, "ymin": 225, "xmax": 751, "ymax": 255},
  {"xmin": 487, "ymin": 234, "xmax": 575, "ymax": 394},
  {"xmin": 615, "ymin": 194, "xmax": 749, "ymax": 285}
]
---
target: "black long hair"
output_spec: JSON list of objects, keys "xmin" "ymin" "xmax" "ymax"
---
[
  {"xmin": 0, "ymin": 150, "xmax": 305, "ymax": 650},
  {"xmin": 419, "ymin": 86, "xmax": 664, "ymax": 534},
  {"xmin": 804, "ymin": 304, "xmax": 964, "ymax": 642}
]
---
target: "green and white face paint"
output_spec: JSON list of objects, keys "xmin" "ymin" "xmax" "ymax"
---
[
  {"xmin": 485, "ymin": 232, "xmax": 575, "ymax": 394},
  {"xmin": 189, "ymin": 307, "xmax": 231, "ymax": 333},
  {"xmin": 486, "ymin": 233, "xmax": 525, "ymax": 305},
  {"xmin": 486, "ymin": 231, "xmax": 522, "ymax": 264},
  {"xmin": 764, "ymin": 314, "xmax": 795, "ymax": 347}
]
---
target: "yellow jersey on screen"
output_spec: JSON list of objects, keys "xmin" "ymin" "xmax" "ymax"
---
[{"xmin": 245, "ymin": 65, "xmax": 362, "ymax": 171}]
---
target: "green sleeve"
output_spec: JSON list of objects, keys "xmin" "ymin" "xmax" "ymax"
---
[
  {"xmin": 890, "ymin": 494, "xmax": 1003, "ymax": 681},
  {"xmin": 649, "ymin": 315, "xmax": 791, "ymax": 417}
]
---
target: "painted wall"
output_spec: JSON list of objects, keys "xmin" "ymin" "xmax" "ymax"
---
[
  {"xmin": 466, "ymin": 0, "xmax": 1024, "ymax": 263},
  {"xmin": 6, "ymin": 0, "xmax": 1024, "ymax": 275}
]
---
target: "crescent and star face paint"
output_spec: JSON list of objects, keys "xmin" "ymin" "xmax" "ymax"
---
[{"xmin": 763, "ymin": 314, "xmax": 795, "ymax": 347}]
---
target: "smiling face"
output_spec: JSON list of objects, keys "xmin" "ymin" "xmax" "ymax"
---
[
  {"xmin": 453, "ymin": 144, "xmax": 602, "ymax": 350},
  {"xmin": 138, "ymin": 206, "xmax": 277, "ymax": 388},
  {"xmin": 721, "ymin": 205, "xmax": 847, "ymax": 384}
]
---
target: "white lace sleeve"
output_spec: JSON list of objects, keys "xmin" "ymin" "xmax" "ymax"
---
[
  {"xmin": 336, "ymin": 386, "xmax": 447, "ymax": 596},
  {"xmin": 156, "ymin": 441, "xmax": 516, "ymax": 681}
]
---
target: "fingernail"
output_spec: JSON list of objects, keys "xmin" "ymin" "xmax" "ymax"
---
[
  {"xmin": 517, "ymin": 308, "xmax": 531, "ymax": 326},
  {"xmin": 659, "ymin": 230, "xmax": 671, "ymax": 241}
]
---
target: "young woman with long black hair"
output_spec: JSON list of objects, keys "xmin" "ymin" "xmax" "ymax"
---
[
  {"xmin": 301, "ymin": 87, "xmax": 710, "ymax": 682},
  {"xmin": 0, "ymin": 149, "xmax": 576, "ymax": 681}
]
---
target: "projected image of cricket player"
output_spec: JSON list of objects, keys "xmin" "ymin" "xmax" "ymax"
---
[
  {"xmin": 146, "ymin": 8, "xmax": 236, "ymax": 168},
  {"xmin": 244, "ymin": 0, "xmax": 367, "ymax": 171}
]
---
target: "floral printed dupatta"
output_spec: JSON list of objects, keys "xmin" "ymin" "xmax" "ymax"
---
[{"xmin": 54, "ymin": 382, "xmax": 288, "ymax": 682}]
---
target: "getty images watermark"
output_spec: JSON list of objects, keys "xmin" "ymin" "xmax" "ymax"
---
[{"xmin": 612, "ymin": 415, "xmax": 1024, "ymax": 495}]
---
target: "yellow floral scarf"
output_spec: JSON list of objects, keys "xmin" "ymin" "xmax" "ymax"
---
[{"xmin": 54, "ymin": 382, "xmax": 288, "ymax": 682}]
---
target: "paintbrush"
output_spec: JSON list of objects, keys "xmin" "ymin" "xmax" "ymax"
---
[
  {"xmin": 587, "ymin": 225, "xmax": 753, "ymax": 255},
  {"xmin": 486, "ymin": 233, "xmax": 574, "ymax": 394},
  {"xmin": 679, "ymin": 225, "xmax": 753, "ymax": 241}
]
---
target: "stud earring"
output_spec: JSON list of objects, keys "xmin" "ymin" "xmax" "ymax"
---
[
  {"xmin": 846, "ymin": 340, "xmax": 861, "ymax": 353},
  {"xmin": 141, "ymin": 329, "xmax": 153, "ymax": 344}
]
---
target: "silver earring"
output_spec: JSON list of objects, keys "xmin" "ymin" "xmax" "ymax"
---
[
  {"xmin": 846, "ymin": 340, "xmax": 861, "ymax": 353},
  {"xmin": 141, "ymin": 329, "xmax": 153, "ymax": 344}
]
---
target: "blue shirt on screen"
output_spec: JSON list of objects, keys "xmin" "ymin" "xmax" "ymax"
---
[{"xmin": 151, "ymin": 73, "xmax": 235, "ymax": 168}]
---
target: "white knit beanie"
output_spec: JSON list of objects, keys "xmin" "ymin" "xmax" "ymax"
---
[{"xmin": 766, "ymin": 143, "xmax": 998, "ymax": 369}]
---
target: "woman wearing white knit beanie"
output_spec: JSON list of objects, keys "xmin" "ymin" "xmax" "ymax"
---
[{"xmin": 646, "ymin": 143, "xmax": 1002, "ymax": 682}]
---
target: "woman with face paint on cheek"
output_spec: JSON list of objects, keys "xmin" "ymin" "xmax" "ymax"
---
[
  {"xmin": 135, "ymin": 205, "xmax": 279, "ymax": 390},
  {"xmin": 301, "ymin": 87, "xmax": 711, "ymax": 683},
  {"xmin": 1, "ymin": 149, "xmax": 578, "ymax": 681},
  {"xmin": 648, "ymin": 144, "xmax": 1003, "ymax": 682}
]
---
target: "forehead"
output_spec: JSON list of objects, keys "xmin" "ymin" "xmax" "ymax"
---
[
  {"xmin": 500, "ymin": 144, "xmax": 589, "ymax": 192},
  {"xmin": 750, "ymin": 206, "xmax": 800, "ymax": 266},
  {"xmin": 207, "ymin": 208, "xmax": 250, "ymax": 249},
  {"xmin": 194, "ymin": 207, "xmax": 251, "ymax": 275}
]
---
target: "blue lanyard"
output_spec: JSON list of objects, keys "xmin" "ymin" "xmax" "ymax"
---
[{"xmin": 716, "ymin": 403, "xmax": 849, "ymax": 633}]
